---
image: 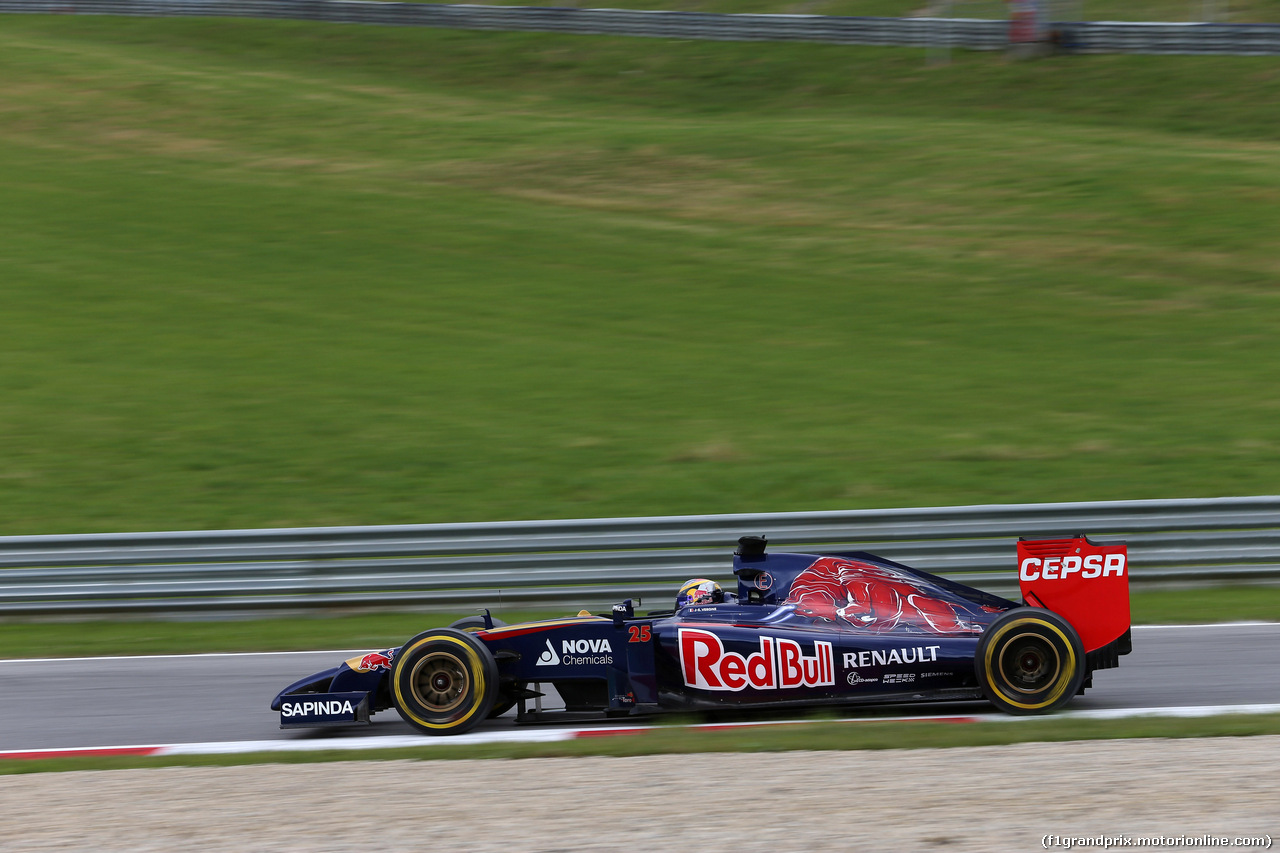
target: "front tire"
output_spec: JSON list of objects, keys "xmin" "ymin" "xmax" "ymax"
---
[
  {"xmin": 391, "ymin": 628, "xmax": 498, "ymax": 735},
  {"xmin": 976, "ymin": 607, "xmax": 1085, "ymax": 715}
]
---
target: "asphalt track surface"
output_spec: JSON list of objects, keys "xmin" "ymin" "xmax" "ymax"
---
[{"xmin": 2, "ymin": 624, "xmax": 1278, "ymax": 751}]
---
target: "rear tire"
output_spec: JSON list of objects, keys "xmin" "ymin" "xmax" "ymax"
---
[
  {"xmin": 391, "ymin": 628, "xmax": 498, "ymax": 735},
  {"xmin": 976, "ymin": 607, "xmax": 1084, "ymax": 715}
]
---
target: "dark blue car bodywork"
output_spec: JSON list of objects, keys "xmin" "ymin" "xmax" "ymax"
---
[{"xmin": 272, "ymin": 537, "xmax": 1129, "ymax": 732}]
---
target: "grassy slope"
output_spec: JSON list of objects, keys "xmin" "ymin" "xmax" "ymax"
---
[{"xmin": 3, "ymin": 18, "xmax": 1279, "ymax": 536}]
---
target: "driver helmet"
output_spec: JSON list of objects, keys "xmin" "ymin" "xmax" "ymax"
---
[{"xmin": 677, "ymin": 578, "xmax": 723, "ymax": 609}]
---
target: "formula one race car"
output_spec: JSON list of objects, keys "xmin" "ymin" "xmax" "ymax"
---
[{"xmin": 272, "ymin": 534, "xmax": 1131, "ymax": 734}]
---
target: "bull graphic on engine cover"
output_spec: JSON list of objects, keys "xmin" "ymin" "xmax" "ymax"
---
[{"xmin": 784, "ymin": 557, "xmax": 983, "ymax": 635}]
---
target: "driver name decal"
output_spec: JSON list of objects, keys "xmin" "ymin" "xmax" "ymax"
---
[{"xmin": 679, "ymin": 629, "xmax": 834, "ymax": 691}]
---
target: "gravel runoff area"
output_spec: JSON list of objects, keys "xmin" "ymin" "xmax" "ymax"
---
[{"xmin": 1, "ymin": 738, "xmax": 1277, "ymax": 852}]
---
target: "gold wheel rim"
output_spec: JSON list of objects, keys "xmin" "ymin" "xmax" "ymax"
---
[
  {"xmin": 996, "ymin": 630, "xmax": 1061, "ymax": 695},
  {"xmin": 410, "ymin": 651, "xmax": 470, "ymax": 713}
]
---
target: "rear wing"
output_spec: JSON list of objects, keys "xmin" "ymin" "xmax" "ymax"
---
[{"xmin": 1017, "ymin": 535, "xmax": 1129, "ymax": 654}]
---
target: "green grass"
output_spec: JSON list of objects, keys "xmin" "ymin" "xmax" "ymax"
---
[
  {"xmin": 3, "ymin": 18, "xmax": 1280, "ymax": 537},
  {"xmin": 4, "ymin": 712, "xmax": 1280, "ymax": 774},
  {"xmin": 1131, "ymin": 585, "xmax": 1280, "ymax": 624},
  {"xmin": 0, "ymin": 609, "xmax": 567, "ymax": 658},
  {"xmin": 0, "ymin": 586, "xmax": 1273, "ymax": 659}
]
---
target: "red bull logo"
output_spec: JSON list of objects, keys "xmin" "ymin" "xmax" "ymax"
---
[
  {"xmin": 348, "ymin": 649, "xmax": 395, "ymax": 673},
  {"xmin": 679, "ymin": 629, "xmax": 834, "ymax": 692}
]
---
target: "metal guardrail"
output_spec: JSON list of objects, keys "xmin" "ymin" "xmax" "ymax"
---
[
  {"xmin": 2, "ymin": 496, "xmax": 1279, "ymax": 614},
  {"xmin": 1059, "ymin": 20, "xmax": 1280, "ymax": 53},
  {"xmin": 3, "ymin": 0, "xmax": 1280, "ymax": 55}
]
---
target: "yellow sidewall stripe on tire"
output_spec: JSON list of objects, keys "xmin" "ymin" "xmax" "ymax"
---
[
  {"xmin": 983, "ymin": 619, "xmax": 1077, "ymax": 711},
  {"xmin": 394, "ymin": 635, "xmax": 487, "ymax": 730}
]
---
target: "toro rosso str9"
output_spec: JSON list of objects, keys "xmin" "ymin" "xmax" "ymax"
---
[{"xmin": 271, "ymin": 534, "xmax": 1131, "ymax": 734}]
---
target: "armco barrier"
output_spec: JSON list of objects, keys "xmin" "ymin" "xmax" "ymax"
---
[
  {"xmin": 2, "ymin": 0, "xmax": 1279, "ymax": 55},
  {"xmin": 2, "ymin": 496, "xmax": 1279, "ymax": 614}
]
